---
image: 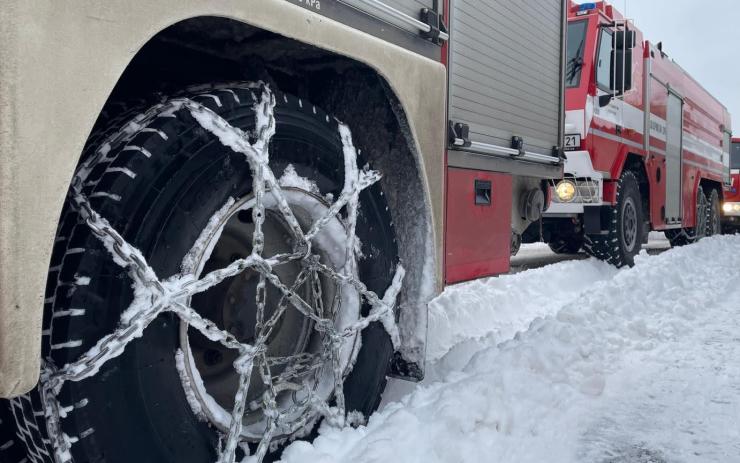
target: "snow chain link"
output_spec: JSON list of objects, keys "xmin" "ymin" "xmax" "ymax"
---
[{"xmin": 39, "ymin": 83, "xmax": 405, "ymax": 463}]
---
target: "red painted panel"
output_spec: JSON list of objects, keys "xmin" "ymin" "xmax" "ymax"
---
[{"xmin": 445, "ymin": 168, "xmax": 512, "ymax": 284}]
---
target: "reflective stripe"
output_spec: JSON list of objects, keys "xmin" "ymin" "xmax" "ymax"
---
[
  {"xmin": 589, "ymin": 128, "xmax": 644, "ymax": 150},
  {"xmin": 593, "ymin": 131, "xmax": 724, "ymax": 176},
  {"xmin": 683, "ymin": 132, "xmax": 724, "ymax": 164},
  {"xmin": 588, "ymin": 97, "xmax": 725, "ymax": 165},
  {"xmin": 683, "ymin": 159, "xmax": 726, "ymax": 177}
]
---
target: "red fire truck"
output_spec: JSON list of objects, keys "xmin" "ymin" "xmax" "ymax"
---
[
  {"xmin": 0, "ymin": 2, "xmax": 565, "ymax": 462},
  {"xmin": 532, "ymin": 1, "xmax": 732, "ymax": 265},
  {"xmin": 722, "ymin": 138, "xmax": 740, "ymax": 231}
]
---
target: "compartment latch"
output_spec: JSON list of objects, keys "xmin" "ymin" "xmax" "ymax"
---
[
  {"xmin": 474, "ymin": 180, "xmax": 492, "ymax": 206},
  {"xmin": 420, "ymin": 7, "xmax": 448, "ymax": 44},
  {"xmin": 449, "ymin": 121, "xmax": 471, "ymax": 148}
]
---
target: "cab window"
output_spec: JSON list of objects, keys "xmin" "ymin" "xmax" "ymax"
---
[
  {"xmin": 595, "ymin": 28, "xmax": 613, "ymax": 91},
  {"xmin": 565, "ymin": 20, "xmax": 588, "ymax": 87}
]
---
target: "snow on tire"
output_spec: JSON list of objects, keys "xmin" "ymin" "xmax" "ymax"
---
[
  {"xmin": 666, "ymin": 185, "xmax": 709, "ymax": 247},
  {"xmin": 3, "ymin": 83, "xmax": 403, "ymax": 463},
  {"xmin": 706, "ymin": 188, "xmax": 722, "ymax": 236},
  {"xmin": 583, "ymin": 170, "xmax": 643, "ymax": 267}
]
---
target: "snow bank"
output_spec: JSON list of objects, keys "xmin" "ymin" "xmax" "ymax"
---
[
  {"xmin": 426, "ymin": 258, "xmax": 618, "ymax": 362},
  {"xmin": 279, "ymin": 236, "xmax": 740, "ymax": 462}
]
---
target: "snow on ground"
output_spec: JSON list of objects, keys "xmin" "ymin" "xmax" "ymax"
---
[{"xmin": 280, "ymin": 235, "xmax": 740, "ymax": 462}]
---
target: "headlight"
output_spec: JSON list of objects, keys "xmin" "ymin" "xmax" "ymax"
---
[
  {"xmin": 555, "ymin": 180, "xmax": 577, "ymax": 202},
  {"xmin": 724, "ymin": 203, "xmax": 740, "ymax": 213}
]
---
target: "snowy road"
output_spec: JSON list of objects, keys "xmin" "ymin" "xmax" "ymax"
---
[
  {"xmin": 279, "ymin": 235, "xmax": 740, "ymax": 462},
  {"xmin": 509, "ymin": 232, "xmax": 672, "ymax": 273}
]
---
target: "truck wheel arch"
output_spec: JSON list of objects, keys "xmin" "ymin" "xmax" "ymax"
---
[
  {"xmin": 1, "ymin": 11, "xmax": 443, "ymax": 397},
  {"xmin": 606, "ymin": 150, "xmax": 649, "ymax": 207},
  {"xmin": 73, "ymin": 16, "xmax": 434, "ymax": 379},
  {"xmin": 70, "ymin": 15, "xmax": 438, "ymax": 379}
]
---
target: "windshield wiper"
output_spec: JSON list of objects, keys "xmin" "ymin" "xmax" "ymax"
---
[{"xmin": 566, "ymin": 39, "xmax": 585, "ymax": 84}]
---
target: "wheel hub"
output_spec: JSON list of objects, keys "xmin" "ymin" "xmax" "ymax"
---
[
  {"xmin": 178, "ymin": 187, "xmax": 361, "ymax": 440},
  {"xmin": 622, "ymin": 197, "xmax": 638, "ymax": 252}
]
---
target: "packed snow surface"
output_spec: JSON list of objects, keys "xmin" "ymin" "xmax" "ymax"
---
[{"xmin": 279, "ymin": 235, "xmax": 740, "ymax": 462}]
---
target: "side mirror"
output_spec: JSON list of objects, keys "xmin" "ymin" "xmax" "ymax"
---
[
  {"xmin": 610, "ymin": 48, "xmax": 633, "ymax": 92},
  {"xmin": 598, "ymin": 94, "xmax": 613, "ymax": 107},
  {"xmin": 614, "ymin": 28, "xmax": 637, "ymax": 49}
]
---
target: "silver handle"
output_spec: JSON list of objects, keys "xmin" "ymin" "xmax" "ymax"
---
[
  {"xmin": 339, "ymin": 0, "xmax": 449, "ymax": 42},
  {"xmin": 467, "ymin": 141, "xmax": 561, "ymax": 165}
]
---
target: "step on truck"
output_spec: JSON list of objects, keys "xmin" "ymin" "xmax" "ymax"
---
[
  {"xmin": 0, "ymin": 1, "xmax": 565, "ymax": 462},
  {"xmin": 722, "ymin": 138, "xmax": 740, "ymax": 231},
  {"xmin": 531, "ymin": 1, "xmax": 732, "ymax": 265}
]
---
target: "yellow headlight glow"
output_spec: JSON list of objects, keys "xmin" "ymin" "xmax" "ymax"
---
[
  {"xmin": 723, "ymin": 203, "xmax": 740, "ymax": 213},
  {"xmin": 555, "ymin": 180, "xmax": 577, "ymax": 202}
]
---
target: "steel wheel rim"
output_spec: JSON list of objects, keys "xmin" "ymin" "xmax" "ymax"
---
[
  {"xmin": 178, "ymin": 188, "xmax": 361, "ymax": 441},
  {"xmin": 622, "ymin": 197, "xmax": 638, "ymax": 252}
]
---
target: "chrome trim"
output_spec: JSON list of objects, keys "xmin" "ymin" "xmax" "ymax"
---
[
  {"xmin": 339, "ymin": 0, "xmax": 449, "ymax": 41},
  {"xmin": 643, "ymin": 57, "xmax": 652, "ymax": 151}
]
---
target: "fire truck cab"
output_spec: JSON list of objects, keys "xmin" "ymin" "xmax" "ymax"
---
[
  {"xmin": 532, "ymin": 1, "xmax": 732, "ymax": 265},
  {"xmin": 722, "ymin": 138, "xmax": 740, "ymax": 231}
]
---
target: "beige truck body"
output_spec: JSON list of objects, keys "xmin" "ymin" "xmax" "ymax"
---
[{"xmin": 0, "ymin": 1, "xmax": 446, "ymax": 397}]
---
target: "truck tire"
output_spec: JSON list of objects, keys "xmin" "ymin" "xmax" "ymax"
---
[
  {"xmin": 3, "ymin": 83, "xmax": 399, "ymax": 463},
  {"xmin": 548, "ymin": 235, "xmax": 583, "ymax": 254},
  {"xmin": 0, "ymin": 404, "xmax": 27, "ymax": 463},
  {"xmin": 583, "ymin": 170, "xmax": 643, "ymax": 267},
  {"xmin": 706, "ymin": 188, "xmax": 722, "ymax": 236},
  {"xmin": 666, "ymin": 185, "xmax": 708, "ymax": 246}
]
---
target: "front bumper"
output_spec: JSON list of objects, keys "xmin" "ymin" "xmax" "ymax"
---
[{"xmin": 545, "ymin": 151, "xmax": 605, "ymax": 216}]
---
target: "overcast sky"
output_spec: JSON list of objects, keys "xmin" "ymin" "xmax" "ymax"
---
[{"xmin": 578, "ymin": 0, "xmax": 740, "ymax": 133}]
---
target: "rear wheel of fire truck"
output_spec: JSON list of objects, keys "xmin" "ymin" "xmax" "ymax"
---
[
  {"xmin": 583, "ymin": 170, "xmax": 643, "ymax": 267},
  {"xmin": 666, "ymin": 185, "xmax": 709, "ymax": 246},
  {"xmin": 6, "ymin": 83, "xmax": 400, "ymax": 463},
  {"xmin": 706, "ymin": 188, "xmax": 722, "ymax": 236},
  {"xmin": 548, "ymin": 234, "xmax": 584, "ymax": 254}
]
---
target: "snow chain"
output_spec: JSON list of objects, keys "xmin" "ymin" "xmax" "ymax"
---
[{"xmin": 38, "ymin": 83, "xmax": 405, "ymax": 463}]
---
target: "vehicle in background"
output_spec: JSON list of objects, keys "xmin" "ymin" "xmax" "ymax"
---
[
  {"xmin": 0, "ymin": 1, "xmax": 565, "ymax": 462},
  {"xmin": 527, "ymin": 0, "xmax": 731, "ymax": 265},
  {"xmin": 722, "ymin": 138, "xmax": 740, "ymax": 231}
]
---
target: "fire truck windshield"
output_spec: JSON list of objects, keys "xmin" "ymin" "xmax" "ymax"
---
[
  {"xmin": 732, "ymin": 142, "xmax": 740, "ymax": 169},
  {"xmin": 566, "ymin": 20, "xmax": 587, "ymax": 87}
]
